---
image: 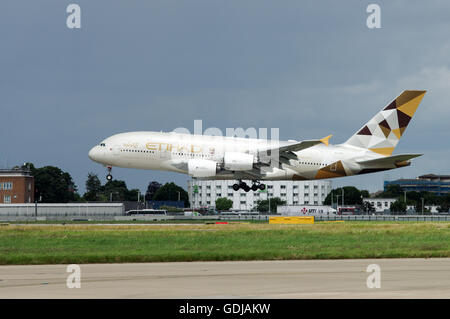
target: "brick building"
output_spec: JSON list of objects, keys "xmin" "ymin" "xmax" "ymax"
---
[{"xmin": 0, "ymin": 168, "xmax": 34, "ymax": 204}]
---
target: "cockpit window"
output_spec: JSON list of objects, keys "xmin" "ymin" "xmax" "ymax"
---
[{"xmin": 100, "ymin": 143, "xmax": 106, "ymax": 147}]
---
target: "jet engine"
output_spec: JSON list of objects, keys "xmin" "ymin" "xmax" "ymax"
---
[
  {"xmin": 223, "ymin": 152, "xmax": 254, "ymax": 171},
  {"xmin": 188, "ymin": 159, "xmax": 217, "ymax": 177}
]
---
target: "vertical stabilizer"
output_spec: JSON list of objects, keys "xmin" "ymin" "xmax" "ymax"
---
[{"xmin": 344, "ymin": 90, "xmax": 426, "ymax": 156}]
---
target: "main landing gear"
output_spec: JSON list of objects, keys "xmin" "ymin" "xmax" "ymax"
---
[
  {"xmin": 106, "ymin": 166, "xmax": 113, "ymax": 181},
  {"xmin": 232, "ymin": 180, "xmax": 266, "ymax": 192}
]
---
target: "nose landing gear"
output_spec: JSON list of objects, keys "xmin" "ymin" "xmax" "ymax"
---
[
  {"xmin": 106, "ymin": 166, "xmax": 113, "ymax": 181},
  {"xmin": 232, "ymin": 180, "xmax": 266, "ymax": 192}
]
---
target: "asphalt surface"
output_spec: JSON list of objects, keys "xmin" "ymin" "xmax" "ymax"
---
[{"xmin": 0, "ymin": 258, "xmax": 449, "ymax": 298}]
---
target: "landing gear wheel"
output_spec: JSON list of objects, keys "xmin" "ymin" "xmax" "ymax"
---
[
  {"xmin": 251, "ymin": 184, "xmax": 258, "ymax": 191},
  {"xmin": 243, "ymin": 185, "xmax": 250, "ymax": 192},
  {"xmin": 259, "ymin": 184, "xmax": 266, "ymax": 191},
  {"xmin": 106, "ymin": 166, "xmax": 113, "ymax": 181},
  {"xmin": 232, "ymin": 183, "xmax": 240, "ymax": 191}
]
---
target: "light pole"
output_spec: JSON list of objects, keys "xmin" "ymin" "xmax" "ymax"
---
[
  {"xmin": 336, "ymin": 195, "xmax": 341, "ymax": 214},
  {"xmin": 342, "ymin": 188, "xmax": 344, "ymax": 207},
  {"xmin": 421, "ymin": 197, "xmax": 424, "ymax": 215},
  {"xmin": 110, "ymin": 191, "xmax": 118, "ymax": 202},
  {"xmin": 360, "ymin": 195, "xmax": 364, "ymax": 214},
  {"xmin": 331, "ymin": 190, "xmax": 333, "ymax": 208}
]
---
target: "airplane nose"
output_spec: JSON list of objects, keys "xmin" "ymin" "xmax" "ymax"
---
[{"xmin": 88, "ymin": 146, "xmax": 101, "ymax": 162}]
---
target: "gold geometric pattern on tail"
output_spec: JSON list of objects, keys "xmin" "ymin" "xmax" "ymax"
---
[{"xmin": 344, "ymin": 90, "xmax": 426, "ymax": 156}]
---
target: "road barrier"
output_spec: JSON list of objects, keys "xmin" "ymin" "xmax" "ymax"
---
[{"xmin": 0, "ymin": 211, "xmax": 450, "ymax": 222}]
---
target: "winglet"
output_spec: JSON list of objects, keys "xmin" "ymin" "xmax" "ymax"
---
[{"xmin": 320, "ymin": 134, "xmax": 332, "ymax": 146}]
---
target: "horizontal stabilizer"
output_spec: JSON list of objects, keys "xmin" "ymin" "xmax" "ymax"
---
[{"xmin": 357, "ymin": 154, "xmax": 422, "ymax": 166}]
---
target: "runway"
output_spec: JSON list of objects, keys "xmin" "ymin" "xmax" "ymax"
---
[{"xmin": 1, "ymin": 258, "xmax": 449, "ymax": 298}]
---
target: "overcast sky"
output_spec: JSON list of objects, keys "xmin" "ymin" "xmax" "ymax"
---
[{"xmin": 1, "ymin": 1, "xmax": 449, "ymax": 195}]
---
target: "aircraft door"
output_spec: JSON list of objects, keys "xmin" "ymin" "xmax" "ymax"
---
[{"xmin": 112, "ymin": 145, "xmax": 120, "ymax": 156}]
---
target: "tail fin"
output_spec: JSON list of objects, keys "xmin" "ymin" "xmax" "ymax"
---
[{"xmin": 344, "ymin": 90, "xmax": 426, "ymax": 156}]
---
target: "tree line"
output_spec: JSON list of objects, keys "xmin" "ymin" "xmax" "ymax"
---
[{"xmin": 21, "ymin": 163, "xmax": 189, "ymax": 206}]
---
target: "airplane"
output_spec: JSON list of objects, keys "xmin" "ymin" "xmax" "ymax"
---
[{"xmin": 88, "ymin": 90, "xmax": 426, "ymax": 192}]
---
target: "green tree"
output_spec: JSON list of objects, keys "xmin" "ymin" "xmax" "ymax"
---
[
  {"xmin": 145, "ymin": 181, "xmax": 162, "ymax": 201},
  {"xmin": 152, "ymin": 182, "xmax": 189, "ymax": 207},
  {"xmin": 377, "ymin": 184, "xmax": 404, "ymax": 198},
  {"xmin": 215, "ymin": 197, "xmax": 233, "ymax": 211},
  {"xmin": 361, "ymin": 201, "xmax": 375, "ymax": 213},
  {"xmin": 324, "ymin": 186, "xmax": 369, "ymax": 205},
  {"xmin": 256, "ymin": 197, "xmax": 286, "ymax": 213},
  {"xmin": 102, "ymin": 180, "xmax": 130, "ymax": 201},
  {"xmin": 31, "ymin": 165, "xmax": 78, "ymax": 203},
  {"xmin": 84, "ymin": 173, "xmax": 102, "ymax": 201},
  {"xmin": 390, "ymin": 200, "xmax": 407, "ymax": 214}
]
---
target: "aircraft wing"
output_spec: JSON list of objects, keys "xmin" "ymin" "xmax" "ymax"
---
[
  {"xmin": 357, "ymin": 154, "xmax": 423, "ymax": 166},
  {"xmin": 257, "ymin": 135, "xmax": 332, "ymax": 165}
]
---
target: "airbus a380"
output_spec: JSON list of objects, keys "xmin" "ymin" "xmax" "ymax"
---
[{"xmin": 88, "ymin": 90, "xmax": 426, "ymax": 192}]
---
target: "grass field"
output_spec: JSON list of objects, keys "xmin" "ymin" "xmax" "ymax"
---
[{"xmin": 0, "ymin": 222, "xmax": 449, "ymax": 265}]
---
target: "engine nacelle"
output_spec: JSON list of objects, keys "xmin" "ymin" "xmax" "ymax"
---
[
  {"xmin": 224, "ymin": 152, "xmax": 254, "ymax": 171},
  {"xmin": 188, "ymin": 159, "xmax": 217, "ymax": 177}
]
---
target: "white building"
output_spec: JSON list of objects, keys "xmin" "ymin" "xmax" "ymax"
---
[
  {"xmin": 187, "ymin": 179, "xmax": 332, "ymax": 211},
  {"xmin": 363, "ymin": 198, "xmax": 396, "ymax": 213}
]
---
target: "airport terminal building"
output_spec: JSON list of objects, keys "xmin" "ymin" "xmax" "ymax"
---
[
  {"xmin": 187, "ymin": 179, "xmax": 332, "ymax": 211},
  {"xmin": 384, "ymin": 174, "xmax": 450, "ymax": 196}
]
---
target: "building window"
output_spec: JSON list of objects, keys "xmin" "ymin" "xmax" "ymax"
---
[
  {"xmin": 268, "ymin": 185, "xmax": 273, "ymax": 189},
  {"xmin": 227, "ymin": 193, "xmax": 233, "ymax": 197},
  {"xmin": 217, "ymin": 193, "xmax": 221, "ymax": 197},
  {"xmin": 293, "ymin": 185, "xmax": 298, "ymax": 189},
  {"xmin": 305, "ymin": 193, "xmax": 309, "ymax": 197},
  {"xmin": 4, "ymin": 195, "xmax": 11, "ymax": 204},
  {"xmin": 240, "ymin": 193, "xmax": 246, "ymax": 197},
  {"xmin": 240, "ymin": 201, "xmax": 246, "ymax": 204},
  {"xmin": 1, "ymin": 182, "xmax": 13, "ymax": 190},
  {"xmin": 281, "ymin": 185, "xmax": 286, "ymax": 189}
]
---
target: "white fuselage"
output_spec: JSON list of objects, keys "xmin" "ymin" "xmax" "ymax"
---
[{"xmin": 88, "ymin": 131, "xmax": 387, "ymax": 181}]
